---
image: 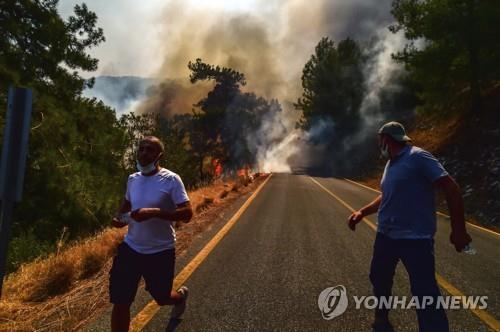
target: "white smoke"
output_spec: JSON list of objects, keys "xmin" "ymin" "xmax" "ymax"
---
[
  {"xmin": 256, "ymin": 29, "xmax": 409, "ymax": 173},
  {"xmin": 344, "ymin": 28, "xmax": 407, "ymax": 149},
  {"xmin": 249, "ymin": 103, "xmax": 302, "ymax": 173},
  {"xmin": 258, "ymin": 131, "xmax": 302, "ymax": 173},
  {"xmin": 361, "ymin": 29, "xmax": 406, "ymax": 118},
  {"xmin": 252, "ymin": 112, "xmax": 337, "ymax": 173},
  {"xmin": 74, "ymin": 0, "xmax": 403, "ymax": 173}
]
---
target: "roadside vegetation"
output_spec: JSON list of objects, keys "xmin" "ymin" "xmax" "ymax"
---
[
  {"xmin": 0, "ymin": 175, "xmax": 265, "ymax": 331},
  {"xmin": 1, "ymin": 1, "xmax": 282, "ymax": 273}
]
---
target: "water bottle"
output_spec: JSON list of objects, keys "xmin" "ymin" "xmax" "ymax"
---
[
  {"xmin": 120, "ymin": 212, "xmax": 134, "ymax": 224},
  {"xmin": 463, "ymin": 244, "xmax": 476, "ymax": 255}
]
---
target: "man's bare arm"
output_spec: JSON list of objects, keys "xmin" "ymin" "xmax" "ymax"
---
[
  {"xmin": 112, "ymin": 199, "xmax": 131, "ymax": 228},
  {"xmin": 347, "ymin": 194, "xmax": 382, "ymax": 231},
  {"xmin": 360, "ymin": 194, "xmax": 382, "ymax": 216},
  {"xmin": 158, "ymin": 201, "xmax": 193, "ymax": 223},
  {"xmin": 434, "ymin": 175, "xmax": 471, "ymax": 251},
  {"xmin": 130, "ymin": 201, "xmax": 194, "ymax": 223}
]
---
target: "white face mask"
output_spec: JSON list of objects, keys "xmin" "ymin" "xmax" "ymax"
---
[
  {"xmin": 136, "ymin": 158, "xmax": 159, "ymax": 175},
  {"xmin": 380, "ymin": 143, "xmax": 390, "ymax": 159}
]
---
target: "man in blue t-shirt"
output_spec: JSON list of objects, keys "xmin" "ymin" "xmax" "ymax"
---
[{"xmin": 348, "ymin": 122, "xmax": 472, "ymax": 332}]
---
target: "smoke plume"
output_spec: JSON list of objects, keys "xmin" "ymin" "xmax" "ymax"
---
[
  {"xmin": 87, "ymin": 0, "xmax": 413, "ymax": 173},
  {"xmin": 145, "ymin": 0, "xmax": 394, "ymax": 109}
]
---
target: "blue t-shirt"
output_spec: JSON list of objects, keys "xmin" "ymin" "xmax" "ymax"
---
[{"xmin": 378, "ymin": 145, "xmax": 448, "ymax": 239}]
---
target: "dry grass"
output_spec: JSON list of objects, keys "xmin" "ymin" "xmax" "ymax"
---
[
  {"xmin": 407, "ymin": 114, "xmax": 462, "ymax": 154},
  {"xmin": 0, "ymin": 175, "xmax": 267, "ymax": 331},
  {"xmin": 3, "ymin": 228, "xmax": 124, "ymax": 304},
  {"xmin": 0, "ymin": 227, "xmax": 124, "ymax": 331},
  {"xmin": 219, "ymin": 189, "xmax": 229, "ymax": 199},
  {"xmin": 194, "ymin": 197, "xmax": 215, "ymax": 213}
]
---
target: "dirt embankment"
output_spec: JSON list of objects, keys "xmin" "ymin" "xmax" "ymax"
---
[{"xmin": 0, "ymin": 174, "xmax": 267, "ymax": 331}]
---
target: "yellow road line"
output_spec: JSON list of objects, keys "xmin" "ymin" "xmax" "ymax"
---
[
  {"xmin": 130, "ymin": 174, "xmax": 273, "ymax": 332},
  {"xmin": 311, "ymin": 177, "xmax": 376, "ymax": 232},
  {"xmin": 311, "ymin": 177, "xmax": 500, "ymax": 332},
  {"xmin": 435, "ymin": 275, "xmax": 500, "ymax": 332},
  {"xmin": 343, "ymin": 177, "xmax": 381, "ymax": 194},
  {"xmin": 343, "ymin": 177, "xmax": 500, "ymax": 237}
]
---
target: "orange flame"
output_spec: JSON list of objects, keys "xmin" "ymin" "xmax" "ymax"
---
[{"xmin": 212, "ymin": 158, "xmax": 223, "ymax": 178}]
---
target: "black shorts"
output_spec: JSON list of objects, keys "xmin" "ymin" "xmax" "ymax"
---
[{"xmin": 109, "ymin": 242, "xmax": 175, "ymax": 304}]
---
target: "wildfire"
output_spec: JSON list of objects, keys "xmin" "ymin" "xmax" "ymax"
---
[{"xmin": 212, "ymin": 158, "xmax": 223, "ymax": 178}]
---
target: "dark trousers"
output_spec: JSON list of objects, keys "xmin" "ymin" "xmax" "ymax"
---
[{"xmin": 369, "ymin": 232, "xmax": 449, "ymax": 332}]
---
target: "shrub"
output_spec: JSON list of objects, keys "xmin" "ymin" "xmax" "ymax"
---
[{"xmin": 7, "ymin": 230, "xmax": 53, "ymax": 273}]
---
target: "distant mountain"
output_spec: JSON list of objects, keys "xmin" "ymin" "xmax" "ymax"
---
[{"xmin": 83, "ymin": 76, "xmax": 155, "ymax": 115}]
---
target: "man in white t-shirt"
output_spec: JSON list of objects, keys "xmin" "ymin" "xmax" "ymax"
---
[{"xmin": 109, "ymin": 136, "xmax": 193, "ymax": 332}]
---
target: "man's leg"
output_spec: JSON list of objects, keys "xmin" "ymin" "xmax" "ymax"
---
[
  {"xmin": 153, "ymin": 290, "xmax": 184, "ymax": 306},
  {"xmin": 369, "ymin": 232, "xmax": 399, "ymax": 328},
  {"xmin": 112, "ymin": 303, "xmax": 132, "ymax": 332},
  {"xmin": 143, "ymin": 248, "xmax": 188, "ymax": 316},
  {"xmin": 109, "ymin": 243, "xmax": 142, "ymax": 332},
  {"xmin": 369, "ymin": 232, "xmax": 399, "ymax": 329},
  {"xmin": 400, "ymin": 239, "xmax": 449, "ymax": 332}
]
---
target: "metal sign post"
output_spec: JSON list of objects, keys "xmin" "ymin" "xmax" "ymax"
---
[{"xmin": 0, "ymin": 87, "xmax": 33, "ymax": 298}]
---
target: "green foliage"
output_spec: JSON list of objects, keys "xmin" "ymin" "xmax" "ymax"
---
[
  {"xmin": 294, "ymin": 36, "xmax": 419, "ymax": 175},
  {"xmin": 188, "ymin": 58, "xmax": 246, "ymax": 87},
  {"xmin": 295, "ymin": 37, "xmax": 364, "ymax": 138},
  {"xmin": 0, "ymin": 0, "xmax": 105, "ymax": 97},
  {"xmin": 119, "ymin": 112, "xmax": 200, "ymax": 188},
  {"xmin": 186, "ymin": 59, "xmax": 249, "ymax": 177},
  {"xmin": 390, "ymin": 0, "xmax": 500, "ymax": 112},
  {"xmin": 0, "ymin": 2, "xmax": 285, "ymax": 272},
  {"xmin": 222, "ymin": 94, "xmax": 284, "ymax": 169},
  {"xmin": 6, "ymin": 229, "xmax": 53, "ymax": 272},
  {"xmin": 18, "ymin": 96, "xmax": 128, "ymax": 239},
  {"xmin": 157, "ymin": 115, "xmax": 200, "ymax": 187},
  {"xmin": 188, "ymin": 59, "xmax": 286, "ymax": 172},
  {"xmin": 0, "ymin": 1, "xmax": 134, "ymax": 272},
  {"xmin": 188, "ymin": 58, "xmax": 246, "ymax": 137}
]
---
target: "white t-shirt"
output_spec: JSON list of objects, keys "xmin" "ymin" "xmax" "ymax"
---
[{"xmin": 124, "ymin": 168, "xmax": 190, "ymax": 254}]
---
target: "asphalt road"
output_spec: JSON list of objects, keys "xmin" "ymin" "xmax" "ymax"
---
[{"xmin": 86, "ymin": 174, "xmax": 499, "ymax": 332}]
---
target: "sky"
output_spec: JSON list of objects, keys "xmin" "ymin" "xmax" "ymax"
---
[
  {"xmin": 59, "ymin": 0, "xmax": 167, "ymax": 77},
  {"xmin": 58, "ymin": 0, "xmax": 268, "ymax": 78},
  {"xmin": 58, "ymin": 0, "xmax": 394, "ymax": 94}
]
